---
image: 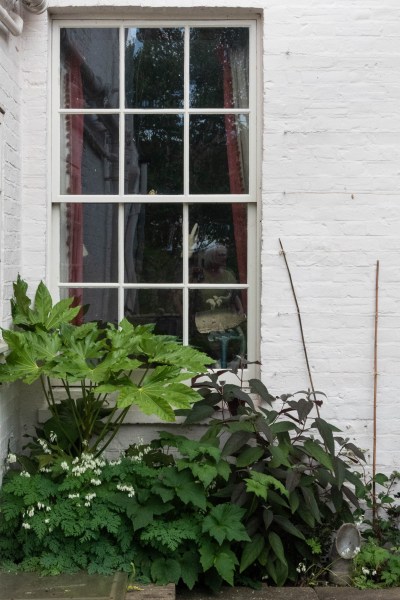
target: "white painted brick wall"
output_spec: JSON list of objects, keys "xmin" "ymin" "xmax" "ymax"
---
[
  {"xmin": 0, "ymin": 0, "xmax": 397, "ymax": 476},
  {"xmin": 0, "ymin": 14, "xmax": 23, "ymax": 481}
]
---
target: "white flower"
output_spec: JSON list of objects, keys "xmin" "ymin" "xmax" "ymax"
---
[
  {"xmin": 22, "ymin": 522, "xmax": 31, "ymax": 529},
  {"xmin": 27, "ymin": 507, "xmax": 35, "ymax": 517},
  {"xmin": 362, "ymin": 567, "xmax": 370, "ymax": 575},
  {"xmin": 90, "ymin": 479, "xmax": 101, "ymax": 486},
  {"xmin": 116, "ymin": 483, "xmax": 135, "ymax": 497},
  {"xmin": 37, "ymin": 438, "xmax": 52, "ymax": 455},
  {"xmin": 372, "ymin": 570, "xmax": 377, "ymax": 576},
  {"xmin": 296, "ymin": 562, "xmax": 307, "ymax": 573},
  {"xmin": 7, "ymin": 453, "xmax": 17, "ymax": 464},
  {"xmin": 37, "ymin": 502, "xmax": 45, "ymax": 510},
  {"xmin": 44, "ymin": 518, "xmax": 50, "ymax": 524},
  {"xmin": 85, "ymin": 493, "xmax": 96, "ymax": 502},
  {"xmin": 68, "ymin": 493, "xmax": 80, "ymax": 499},
  {"xmin": 49, "ymin": 431, "xmax": 57, "ymax": 443},
  {"xmin": 60, "ymin": 461, "xmax": 69, "ymax": 471},
  {"xmin": 20, "ymin": 471, "xmax": 30, "ymax": 478}
]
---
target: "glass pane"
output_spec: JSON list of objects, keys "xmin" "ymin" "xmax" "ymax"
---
[
  {"xmin": 189, "ymin": 203, "xmax": 247, "ymax": 284},
  {"xmin": 125, "ymin": 289, "xmax": 182, "ymax": 338},
  {"xmin": 125, "ymin": 28, "xmax": 184, "ymax": 108},
  {"xmin": 61, "ymin": 28, "xmax": 119, "ymax": 109},
  {"xmin": 125, "ymin": 204, "xmax": 182, "ymax": 284},
  {"xmin": 60, "ymin": 288, "xmax": 118, "ymax": 326},
  {"xmin": 125, "ymin": 115, "xmax": 183, "ymax": 194},
  {"xmin": 190, "ymin": 28, "xmax": 249, "ymax": 108},
  {"xmin": 189, "ymin": 114, "xmax": 249, "ymax": 194},
  {"xmin": 60, "ymin": 203, "xmax": 118, "ymax": 283},
  {"xmin": 189, "ymin": 289, "xmax": 247, "ymax": 367},
  {"xmin": 61, "ymin": 115, "xmax": 119, "ymax": 195}
]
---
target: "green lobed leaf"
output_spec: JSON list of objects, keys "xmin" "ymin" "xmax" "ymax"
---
[
  {"xmin": 151, "ymin": 558, "xmax": 181, "ymax": 585},
  {"xmin": 202, "ymin": 504, "xmax": 250, "ymax": 545},
  {"xmin": 214, "ymin": 548, "xmax": 238, "ymax": 586}
]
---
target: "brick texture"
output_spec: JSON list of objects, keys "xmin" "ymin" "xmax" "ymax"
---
[{"xmin": 0, "ymin": 1, "xmax": 399, "ymax": 476}]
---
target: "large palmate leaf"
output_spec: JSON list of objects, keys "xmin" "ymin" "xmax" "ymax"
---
[
  {"xmin": 202, "ymin": 504, "xmax": 250, "ymax": 545},
  {"xmin": 0, "ymin": 345, "xmax": 42, "ymax": 383}
]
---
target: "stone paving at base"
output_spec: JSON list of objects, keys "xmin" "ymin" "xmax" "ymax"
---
[{"xmin": 0, "ymin": 574, "xmax": 399, "ymax": 600}]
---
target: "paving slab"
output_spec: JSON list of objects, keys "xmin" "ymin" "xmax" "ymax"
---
[
  {"xmin": 0, "ymin": 572, "xmax": 127, "ymax": 600},
  {"xmin": 177, "ymin": 586, "xmax": 317, "ymax": 599},
  {"xmin": 126, "ymin": 584, "xmax": 175, "ymax": 600},
  {"xmin": 314, "ymin": 588, "xmax": 400, "ymax": 600}
]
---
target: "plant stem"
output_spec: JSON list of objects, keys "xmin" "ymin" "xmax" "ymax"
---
[
  {"xmin": 372, "ymin": 260, "xmax": 379, "ymax": 533},
  {"xmin": 279, "ymin": 239, "xmax": 320, "ymax": 418}
]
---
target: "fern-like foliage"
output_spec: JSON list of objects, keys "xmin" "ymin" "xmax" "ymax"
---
[{"xmin": 140, "ymin": 516, "xmax": 201, "ymax": 551}]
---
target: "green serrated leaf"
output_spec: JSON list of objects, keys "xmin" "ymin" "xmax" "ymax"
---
[
  {"xmin": 202, "ymin": 504, "xmax": 250, "ymax": 545},
  {"xmin": 214, "ymin": 549, "xmax": 238, "ymax": 586},
  {"xmin": 151, "ymin": 558, "xmax": 181, "ymax": 585}
]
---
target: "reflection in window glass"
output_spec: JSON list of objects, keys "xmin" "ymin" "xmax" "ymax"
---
[
  {"xmin": 61, "ymin": 287, "xmax": 118, "ymax": 326},
  {"xmin": 60, "ymin": 28, "xmax": 119, "ymax": 109},
  {"xmin": 61, "ymin": 115, "xmax": 119, "ymax": 195},
  {"xmin": 125, "ymin": 204, "xmax": 182, "ymax": 284},
  {"xmin": 189, "ymin": 289, "xmax": 247, "ymax": 367},
  {"xmin": 125, "ymin": 28, "xmax": 184, "ymax": 109},
  {"xmin": 189, "ymin": 115, "xmax": 249, "ymax": 194},
  {"xmin": 189, "ymin": 203, "xmax": 247, "ymax": 284},
  {"xmin": 190, "ymin": 28, "xmax": 249, "ymax": 109},
  {"xmin": 125, "ymin": 115, "xmax": 183, "ymax": 194},
  {"xmin": 60, "ymin": 203, "xmax": 118, "ymax": 283},
  {"xmin": 125, "ymin": 289, "xmax": 182, "ymax": 339}
]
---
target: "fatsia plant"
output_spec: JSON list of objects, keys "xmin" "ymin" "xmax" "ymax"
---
[{"xmin": 0, "ymin": 277, "xmax": 212, "ymax": 462}]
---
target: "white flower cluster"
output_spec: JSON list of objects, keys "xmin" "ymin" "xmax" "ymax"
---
[
  {"xmin": 70, "ymin": 453, "xmax": 106, "ymax": 477},
  {"xmin": 90, "ymin": 478, "xmax": 101, "ymax": 486},
  {"xmin": 296, "ymin": 562, "xmax": 307, "ymax": 573},
  {"xmin": 68, "ymin": 493, "xmax": 80, "ymax": 499},
  {"xmin": 362, "ymin": 567, "xmax": 377, "ymax": 576},
  {"xmin": 128, "ymin": 443, "xmax": 152, "ymax": 463},
  {"xmin": 22, "ymin": 522, "xmax": 31, "ymax": 530},
  {"xmin": 84, "ymin": 492, "xmax": 96, "ymax": 507},
  {"xmin": 6, "ymin": 453, "xmax": 17, "ymax": 464},
  {"xmin": 60, "ymin": 461, "xmax": 69, "ymax": 471},
  {"xmin": 20, "ymin": 471, "xmax": 30, "ymax": 478},
  {"xmin": 37, "ymin": 438, "xmax": 52, "ymax": 455},
  {"xmin": 116, "ymin": 483, "xmax": 135, "ymax": 498}
]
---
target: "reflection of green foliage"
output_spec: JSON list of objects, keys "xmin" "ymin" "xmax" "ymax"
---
[{"xmin": 125, "ymin": 28, "xmax": 184, "ymax": 108}]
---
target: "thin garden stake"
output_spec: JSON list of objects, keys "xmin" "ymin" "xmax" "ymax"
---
[
  {"xmin": 279, "ymin": 239, "xmax": 320, "ymax": 418},
  {"xmin": 373, "ymin": 260, "xmax": 379, "ymax": 531}
]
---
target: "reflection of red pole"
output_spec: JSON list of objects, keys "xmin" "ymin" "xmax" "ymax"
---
[
  {"xmin": 65, "ymin": 51, "xmax": 84, "ymax": 321},
  {"xmin": 219, "ymin": 45, "xmax": 247, "ymax": 308}
]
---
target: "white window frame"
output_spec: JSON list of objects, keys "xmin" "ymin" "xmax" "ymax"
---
[{"xmin": 50, "ymin": 17, "xmax": 261, "ymax": 380}]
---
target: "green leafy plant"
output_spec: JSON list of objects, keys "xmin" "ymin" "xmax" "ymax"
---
[
  {"xmin": 176, "ymin": 370, "xmax": 367, "ymax": 586},
  {"xmin": 0, "ymin": 434, "xmax": 244, "ymax": 590},
  {"xmin": 352, "ymin": 539, "xmax": 400, "ymax": 589},
  {"xmin": 357, "ymin": 471, "xmax": 400, "ymax": 548},
  {"xmin": 0, "ymin": 277, "xmax": 212, "ymax": 462}
]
